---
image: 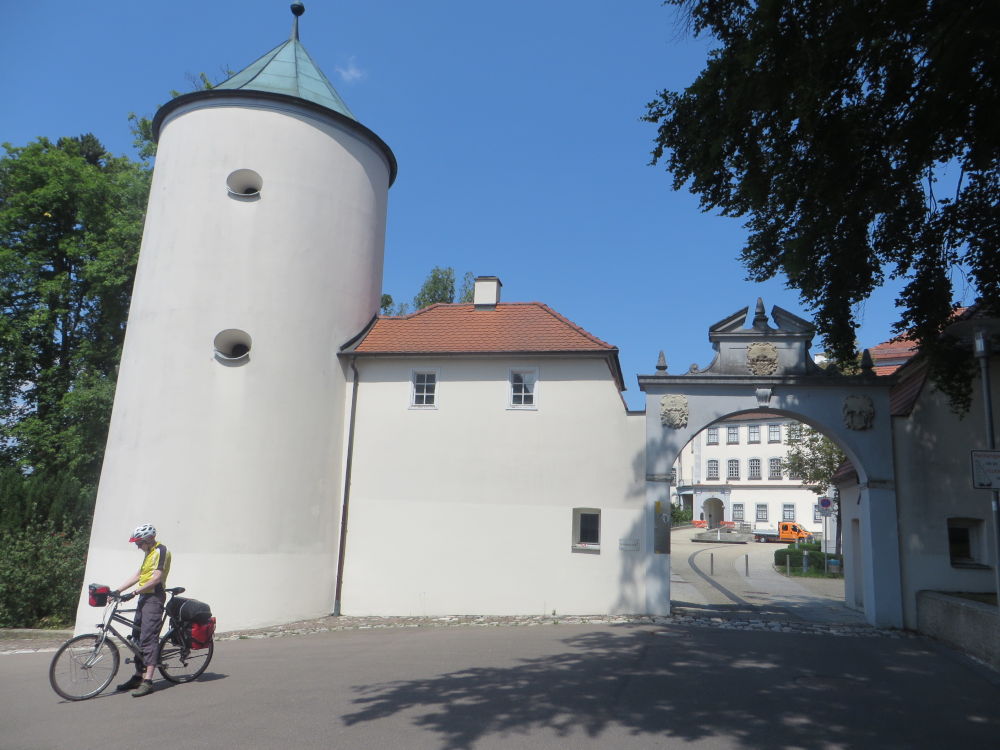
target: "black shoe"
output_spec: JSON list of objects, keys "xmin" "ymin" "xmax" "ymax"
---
[
  {"xmin": 117, "ymin": 674, "xmax": 143, "ymax": 692},
  {"xmin": 131, "ymin": 680, "xmax": 155, "ymax": 698}
]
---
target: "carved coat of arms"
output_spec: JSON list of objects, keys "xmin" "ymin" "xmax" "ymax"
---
[
  {"xmin": 843, "ymin": 394, "xmax": 875, "ymax": 431},
  {"xmin": 746, "ymin": 342, "xmax": 779, "ymax": 376},
  {"xmin": 659, "ymin": 394, "xmax": 689, "ymax": 429}
]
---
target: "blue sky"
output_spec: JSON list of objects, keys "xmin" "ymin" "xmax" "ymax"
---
[{"xmin": 2, "ymin": 1, "xmax": 962, "ymax": 410}]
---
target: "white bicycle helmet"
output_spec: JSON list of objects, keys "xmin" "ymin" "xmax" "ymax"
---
[{"xmin": 128, "ymin": 523, "xmax": 157, "ymax": 543}]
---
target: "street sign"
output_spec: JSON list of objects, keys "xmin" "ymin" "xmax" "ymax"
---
[
  {"xmin": 971, "ymin": 450, "xmax": 1000, "ymax": 489},
  {"xmin": 818, "ymin": 496, "xmax": 833, "ymax": 509}
]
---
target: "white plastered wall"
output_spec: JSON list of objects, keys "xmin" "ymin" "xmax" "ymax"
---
[
  {"xmin": 890, "ymin": 359, "xmax": 1000, "ymax": 628},
  {"xmin": 76, "ymin": 98, "xmax": 391, "ymax": 631},
  {"xmin": 339, "ymin": 356, "xmax": 651, "ymax": 615}
]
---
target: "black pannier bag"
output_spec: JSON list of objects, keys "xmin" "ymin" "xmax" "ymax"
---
[{"xmin": 166, "ymin": 596, "xmax": 213, "ymax": 624}]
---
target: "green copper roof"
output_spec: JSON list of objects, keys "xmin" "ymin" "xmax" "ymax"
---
[{"xmin": 215, "ymin": 21, "xmax": 356, "ymax": 121}]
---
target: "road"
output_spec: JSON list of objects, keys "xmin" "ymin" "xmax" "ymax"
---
[
  {"xmin": 3, "ymin": 618, "xmax": 999, "ymax": 749},
  {"xmin": 670, "ymin": 527, "xmax": 865, "ymax": 625}
]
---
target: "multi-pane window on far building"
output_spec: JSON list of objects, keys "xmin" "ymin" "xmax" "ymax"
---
[
  {"xmin": 733, "ymin": 503, "xmax": 745, "ymax": 521},
  {"xmin": 509, "ymin": 369, "xmax": 536, "ymax": 408},
  {"xmin": 787, "ymin": 423, "xmax": 803, "ymax": 442},
  {"xmin": 756, "ymin": 504, "xmax": 768, "ymax": 522},
  {"xmin": 727, "ymin": 459, "xmax": 740, "ymax": 480},
  {"xmin": 768, "ymin": 457, "xmax": 783, "ymax": 480},
  {"xmin": 814, "ymin": 505, "xmax": 822, "ymax": 522},
  {"xmin": 706, "ymin": 459, "xmax": 719, "ymax": 480},
  {"xmin": 783, "ymin": 503, "xmax": 795, "ymax": 521},
  {"xmin": 748, "ymin": 458, "xmax": 762, "ymax": 480},
  {"xmin": 727, "ymin": 425, "xmax": 740, "ymax": 444},
  {"xmin": 768, "ymin": 424, "xmax": 781, "ymax": 443},
  {"xmin": 411, "ymin": 371, "xmax": 436, "ymax": 407},
  {"xmin": 748, "ymin": 425, "xmax": 760, "ymax": 443},
  {"xmin": 706, "ymin": 427, "xmax": 719, "ymax": 445}
]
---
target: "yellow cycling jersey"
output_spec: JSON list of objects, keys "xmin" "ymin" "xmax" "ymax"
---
[{"xmin": 138, "ymin": 543, "xmax": 171, "ymax": 595}]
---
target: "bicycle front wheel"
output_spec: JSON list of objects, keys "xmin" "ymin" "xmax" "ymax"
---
[
  {"xmin": 49, "ymin": 634, "xmax": 120, "ymax": 701},
  {"xmin": 158, "ymin": 632, "xmax": 213, "ymax": 683}
]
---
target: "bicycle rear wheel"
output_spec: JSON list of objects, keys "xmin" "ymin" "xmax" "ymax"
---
[
  {"xmin": 158, "ymin": 632, "xmax": 213, "ymax": 683},
  {"xmin": 49, "ymin": 634, "xmax": 120, "ymax": 701}
]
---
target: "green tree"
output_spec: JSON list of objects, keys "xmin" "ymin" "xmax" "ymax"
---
[
  {"xmin": 0, "ymin": 135, "xmax": 149, "ymax": 484},
  {"xmin": 413, "ymin": 266, "xmax": 456, "ymax": 310},
  {"xmin": 458, "ymin": 271, "xmax": 475, "ymax": 303},
  {"xmin": 645, "ymin": 0, "xmax": 999, "ymax": 412},
  {"xmin": 783, "ymin": 426, "xmax": 845, "ymax": 553}
]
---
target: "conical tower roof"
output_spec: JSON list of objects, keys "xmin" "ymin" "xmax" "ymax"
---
[
  {"xmin": 214, "ymin": 6, "xmax": 356, "ymax": 121},
  {"xmin": 152, "ymin": 3, "xmax": 395, "ymax": 184}
]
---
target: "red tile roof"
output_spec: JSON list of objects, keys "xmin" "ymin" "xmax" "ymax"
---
[
  {"xmin": 868, "ymin": 335, "xmax": 917, "ymax": 376},
  {"xmin": 351, "ymin": 303, "xmax": 617, "ymax": 354}
]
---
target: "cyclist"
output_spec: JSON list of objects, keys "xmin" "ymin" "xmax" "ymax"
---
[{"xmin": 111, "ymin": 523, "xmax": 172, "ymax": 697}]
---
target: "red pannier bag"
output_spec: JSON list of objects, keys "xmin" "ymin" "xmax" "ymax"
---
[
  {"xmin": 190, "ymin": 617, "xmax": 216, "ymax": 650},
  {"xmin": 88, "ymin": 584, "xmax": 111, "ymax": 607}
]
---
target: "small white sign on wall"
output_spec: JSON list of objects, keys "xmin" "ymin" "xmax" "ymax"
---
[
  {"xmin": 619, "ymin": 538, "xmax": 640, "ymax": 552},
  {"xmin": 971, "ymin": 450, "xmax": 1000, "ymax": 489}
]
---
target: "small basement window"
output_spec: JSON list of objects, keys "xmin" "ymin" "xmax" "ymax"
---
[
  {"xmin": 572, "ymin": 508, "xmax": 600, "ymax": 553},
  {"xmin": 948, "ymin": 517, "xmax": 987, "ymax": 568}
]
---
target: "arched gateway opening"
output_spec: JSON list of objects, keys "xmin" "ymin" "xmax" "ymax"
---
[{"xmin": 640, "ymin": 300, "xmax": 902, "ymax": 628}]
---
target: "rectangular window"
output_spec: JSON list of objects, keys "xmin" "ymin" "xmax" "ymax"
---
[
  {"xmin": 748, "ymin": 425, "xmax": 760, "ymax": 443},
  {"xmin": 732, "ymin": 503, "xmax": 745, "ymax": 521},
  {"xmin": 948, "ymin": 518, "xmax": 984, "ymax": 567},
  {"xmin": 787, "ymin": 423, "xmax": 803, "ymax": 442},
  {"xmin": 768, "ymin": 458, "xmax": 783, "ymax": 480},
  {"xmin": 572, "ymin": 508, "xmax": 601, "ymax": 552},
  {"xmin": 814, "ymin": 505, "xmax": 822, "ymax": 522},
  {"xmin": 727, "ymin": 459, "xmax": 740, "ymax": 480},
  {"xmin": 756, "ymin": 504, "xmax": 768, "ymax": 522},
  {"xmin": 748, "ymin": 458, "xmax": 762, "ymax": 480},
  {"xmin": 727, "ymin": 425, "xmax": 739, "ymax": 444},
  {"xmin": 768, "ymin": 424, "xmax": 781, "ymax": 443},
  {"xmin": 509, "ymin": 369, "xmax": 537, "ymax": 408},
  {"xmin": 706, "ymin": 460, "xmax": 719, "ymax": 480},
  {"xmin": 783, "ymin": 504, "xmax": 795, "ymax": 521},
  {"xmin": 706, "ymin": 427, "xmax": 719, "ymax": 445},
  {"xmin": 411, "ymin": 371, "xmax": 436, "ymax": 407}
]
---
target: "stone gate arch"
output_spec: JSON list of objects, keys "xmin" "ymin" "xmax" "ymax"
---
[{"xmin": 640, "ymin": 300, "xmax": 902, "ymax": 628}]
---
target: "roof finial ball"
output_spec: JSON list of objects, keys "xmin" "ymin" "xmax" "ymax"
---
[{"xmin": 290, "ymin": 2, "xmax": 305, "ymax": 40}]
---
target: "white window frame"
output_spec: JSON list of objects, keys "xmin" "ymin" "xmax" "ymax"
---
[
  {"xmin": 768, "ymin": 457, "xmax": 783, "ymax": 480},
  {"xmin": 814, "ymin": 505, "xmax": 822, "ymax": 523},
  {"xmin": 727, "ymin": 425, "xmax": 740, "ymax": 444},
  {"xmin": 410, "ymin": 369, "xmax": 438, "ymax": 409},
  {"xmin": 748, "ymin": 424, "xmax": 760, "ymax": 443},
  {"xmin": 572, "ymin": 507, "xmax": 601, "ymax": 553},
  {"xmin": 783, "ymin": 503, "xmax": 795, "ymax": 521},
  {"xmin": 732, "ymin": 503, "xmax": 745, "ymax": 522},
  {"xmin": 768, "ymin": 424, "xmax": 782, "ymax": 443},
  {"xmin": 727, "ymin": 459, "xmax": 740, "ymax": 480},
  {"xmin": 508, "ymin": 368, "xmax": 538, "ymax": 409},
  {"xmin": 706, "ymin": 459, "xmax": 719, "ymax": 480},
  {"xmin": 706, "ymin": 427, "xmax": 719, "ymax": 445},
  {"xmin": 756, "ymin": 504, "xmax": 768, "ymax": 522},
  {"xmin": 748, "ymin": 458, "xmax": 762, "ymax": 480}
]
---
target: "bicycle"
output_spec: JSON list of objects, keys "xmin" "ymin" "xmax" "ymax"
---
[{"xmin": 49, "ymin": 586, "xmax": 214, "ymax": 701}]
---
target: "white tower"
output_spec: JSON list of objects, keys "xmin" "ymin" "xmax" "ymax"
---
[{"xmin": 76, "ymin": 4, "xmax": 396, "ymax": 630}]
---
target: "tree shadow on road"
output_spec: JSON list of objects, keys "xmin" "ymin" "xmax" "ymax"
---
[{"xmin": 342, "ymin": 625, "xmax": 1000, "ymax": 749}]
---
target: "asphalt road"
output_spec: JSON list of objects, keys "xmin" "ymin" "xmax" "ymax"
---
[
  {"xmin": 3, "ymin": 620, "xmax": 1000, "ymax": 750},
  {"xmin": 669, "ymin": 528, "xmax": 867, "ymax": 624}
]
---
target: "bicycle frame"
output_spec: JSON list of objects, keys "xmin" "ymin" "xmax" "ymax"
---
[{"xmin": 93, "ymin": 592, "xmax": 181, "ymax": 667}]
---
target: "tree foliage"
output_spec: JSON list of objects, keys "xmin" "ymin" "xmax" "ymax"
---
[
  {"xmin": 782, "ymin": 427, "xmax": 845, "ymax": 494},
  {"xmin": 0, "ymin": 135, "xmax": 149, "ymax": 483},
  {"xmin": 645, "ymin": 0, "xmax": 999, "ymax": 411},
  {"xmin": 382, "ymin": 268, "xmax": 477, "ymax": 315}
]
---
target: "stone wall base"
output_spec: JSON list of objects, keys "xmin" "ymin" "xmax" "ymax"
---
[{"xmin": 917, "ymin": 591, "xmax": 1000, "ymax": 671}]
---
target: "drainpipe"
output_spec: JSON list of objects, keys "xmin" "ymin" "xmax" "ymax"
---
[{"xmin": 333, "ymin": 356, "xmax": 361, "ymax": 616}]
